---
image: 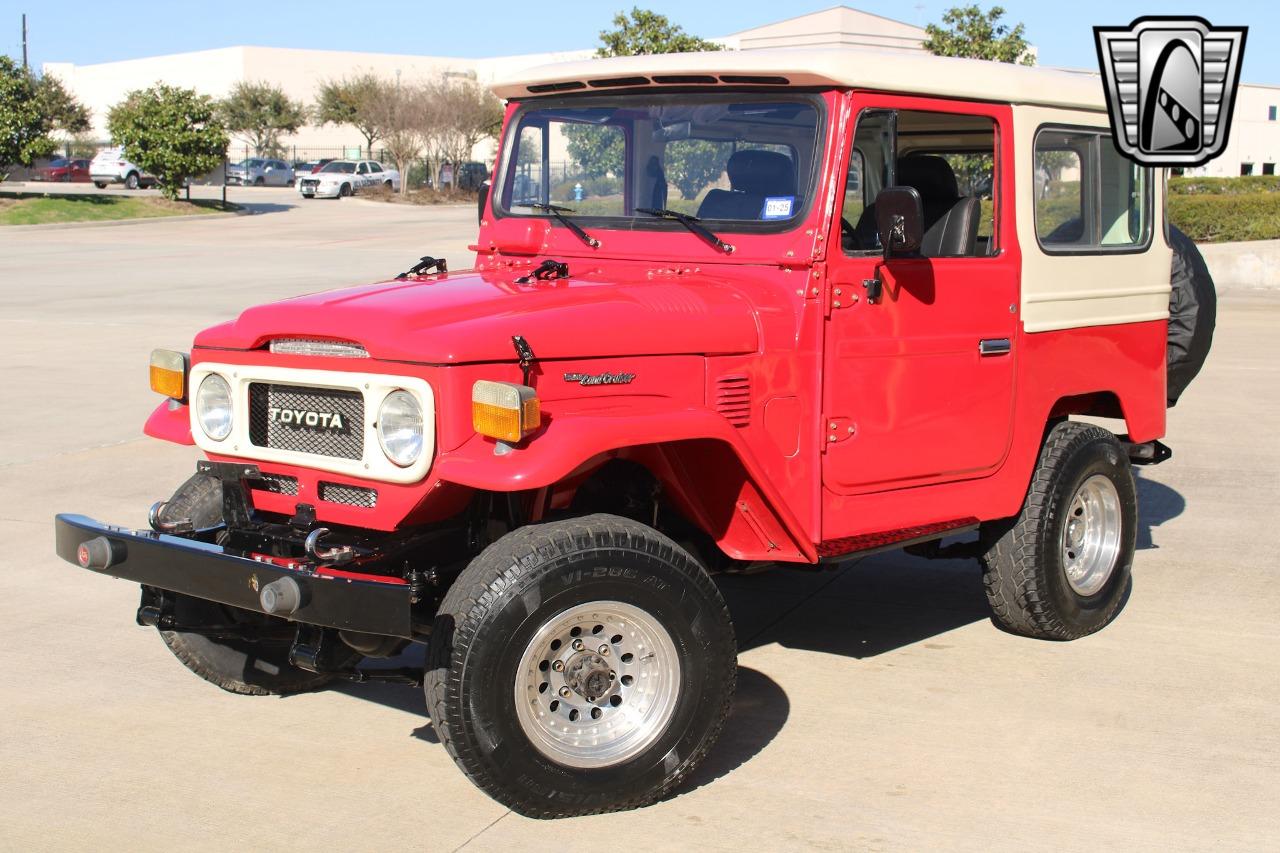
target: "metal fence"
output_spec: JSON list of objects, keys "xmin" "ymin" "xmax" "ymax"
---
[{"xmin": 6, "ymin": 141, "xmax": 498, "ymax": 191}]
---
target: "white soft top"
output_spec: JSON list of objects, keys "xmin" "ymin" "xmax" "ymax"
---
[{"xmin": 491, "ymin": 47, "xmax": 1106, "ymax": 111}]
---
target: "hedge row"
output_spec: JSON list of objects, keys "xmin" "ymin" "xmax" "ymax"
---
[
  {"xmin": 1169, "ymin": 175, "xmax": 1280, "ymax": 195},
  {"xmin": 1168, "ymin": 192, "xmax": 1280, "ymax": 243}
]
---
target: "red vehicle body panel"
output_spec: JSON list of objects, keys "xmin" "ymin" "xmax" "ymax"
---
[{"xmin": 155, "ymin": 89, "xmax": 1167, "ymax": 564}]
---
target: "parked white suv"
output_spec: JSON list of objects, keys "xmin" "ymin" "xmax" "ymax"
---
[
  {"xmin": 89, "ymin": 148, "xmax": 157, "ymax": 190},
  {"xmin": 296, "ymin": 160, "xmax": 400, "ymax": 198}
]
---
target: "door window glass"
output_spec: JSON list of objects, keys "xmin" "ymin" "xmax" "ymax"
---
[{"xmin": 842, "ymin": 109, "xmax": 998, "ymax": 257}]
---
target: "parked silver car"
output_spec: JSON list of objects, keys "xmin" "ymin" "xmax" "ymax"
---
[{"xmin": 226, "ymin": 158, "xmax": 294, "ymax": 187}]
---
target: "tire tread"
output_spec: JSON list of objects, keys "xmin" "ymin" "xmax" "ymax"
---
[{"xmin": 425, "ymin": 514, "xmax": 735, "ymax": 818}]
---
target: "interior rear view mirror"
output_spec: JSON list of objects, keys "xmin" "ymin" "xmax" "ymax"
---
[{"xmin": 477, "ymin": 180, "xmax": 491, "ymax": 224}]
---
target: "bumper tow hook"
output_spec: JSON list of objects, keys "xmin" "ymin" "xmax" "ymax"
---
[{"xmin": 304, "ymin": 527, "xmax": 355, "ymax": 565}]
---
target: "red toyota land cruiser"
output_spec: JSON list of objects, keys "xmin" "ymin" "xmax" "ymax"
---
[{"xmin": 55, "ymin": 48, "xmax": 1203, "ymax": 817}]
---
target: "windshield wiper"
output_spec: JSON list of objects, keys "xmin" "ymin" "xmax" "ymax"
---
[
  {"xmin": 635, "ymin": 208, "xmax": 735, "ymax": 254},
  {"xmin": 524, "ymin": 202, "xmax": 600, "ymax": 248}
]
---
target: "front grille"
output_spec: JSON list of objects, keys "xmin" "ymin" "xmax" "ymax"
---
[
  {"xmin": 254, "ymin": 473, "xmax": 299, "ymax": 496},
  {"xmin": 320, "ymin": 481, "xmax": 378, "ymax": 508},
  {"xmin": 301, "ymin": 179, "xmax": 319, "ymax": 189},
  {"xmin": 248, "ymin": 383, "xmax": 364, "ymax": 460}
]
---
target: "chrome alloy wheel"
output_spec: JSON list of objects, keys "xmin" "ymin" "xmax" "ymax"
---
[
  {"xmin": 514, "ymin": 600, "xmax": 681, "ymax": 769},
  {"xmin": 1061, "ymin": 474, "xmax": 1123, "ymax": 596}
]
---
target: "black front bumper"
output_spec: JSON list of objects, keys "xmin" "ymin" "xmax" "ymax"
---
[{"xmin": 54, "ymin": 514, "xmax": 413, "ymax": 638}]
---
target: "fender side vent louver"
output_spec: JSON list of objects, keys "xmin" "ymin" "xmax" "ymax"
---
[{"xmin": 715, "ymin": 375, "xmax": 752, "ymax": 427}]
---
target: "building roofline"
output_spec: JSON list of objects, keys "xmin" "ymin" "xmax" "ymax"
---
[
  {"xmin": 727, "ymin": 4, "xmax": 925, "ymax": 38},
  {"xmin": 491, "ymin": 46, "xmax": 1106, "ymax": 110}
]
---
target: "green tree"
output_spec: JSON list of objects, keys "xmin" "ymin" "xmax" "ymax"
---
[
  {"xmin": 218, "ymin": 81, "xmax": 306, "ymax": 155},
  {"xmin": 596, "ymin": 7, "xmax": 722, "ymax": 56},
  {"xmin": 107, "ymin": 84, "xmax": 228, "ymax": 199},
  {"xmin": 314, "ymin": 72, "xmax": 383, "ymax": 155},
  {"xmin": 923, "ymin": 5, "xmax": 1034, "ymax": 65},
  {"xmin": 0, "ymin": 57, "xmax": 91, "ymax": 169},
  {"xmin": 35, "ymin": 74, "xmax": 92, "ymax": 134}
]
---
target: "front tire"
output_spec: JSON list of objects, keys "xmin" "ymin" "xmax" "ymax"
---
[
  {"xmin": 338, "ymin": 182, "xmax": 352, "ymax": 197},
  {"xmin": 124, "ymin": 172, "xmax": 139, "ymax": 190},
  {"xmin": 981, "ymin": 421, "xmax": 1137, "ymax": 640},
  {"xmin": 94, "ymin": 181, "xmax": 107, "ymax": 189},
  {"xmin": 153, "ymin": 474, "xmax": 342, "ymax": 695},
  {"xmin": 425, "ymin": 514, "xmax": 736, "ymax": 817}
]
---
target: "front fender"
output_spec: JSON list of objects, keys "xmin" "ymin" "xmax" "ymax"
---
[
  {"xmin": 433, "ymin": 406, "xmax": 816, "ymax": 563},
  {"xmin": 143, "ymin": 401, "xmax": 194, "ymax": 445}
]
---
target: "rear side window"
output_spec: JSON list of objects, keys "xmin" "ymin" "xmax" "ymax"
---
[{"xmin": 1034, "ymin": 127, "xmax": 1151, "ymax": 252}]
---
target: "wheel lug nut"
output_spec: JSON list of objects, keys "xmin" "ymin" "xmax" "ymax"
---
[
  {"xmin": 572, "ymin": 639, "xmax": 585, "ymax": 651},
  {"xmin": 552, "ymin": 660, "xmax": 564, "ymax": 672},
  {"xmin": 559, "ymin": 686, "xmax": 572, "ymax": 698},
  {"xmin": 598, "ymin": 645, "xmax": 610, "ymax": 656}
]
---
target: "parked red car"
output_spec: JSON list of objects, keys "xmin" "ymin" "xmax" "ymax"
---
[{"xmin": 35, "ymin": 158, "xmax": 91, "ymax": 182}]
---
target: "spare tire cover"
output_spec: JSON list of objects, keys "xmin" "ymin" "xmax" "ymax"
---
[{"xmin": 1166, "ymin": 225, "xmax": 1216, "ymax": 406}]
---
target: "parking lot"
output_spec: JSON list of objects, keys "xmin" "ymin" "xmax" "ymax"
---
[{"xmin": 1, "ymin": 193, "xmax": 1277, "ymax": 851}]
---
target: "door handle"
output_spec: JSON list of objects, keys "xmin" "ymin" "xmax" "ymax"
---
[{"xmin": 978, "ymin": 338, "xmax": 1012, "ymax": 356}]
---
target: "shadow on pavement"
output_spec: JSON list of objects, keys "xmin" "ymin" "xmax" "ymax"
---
[
  {"xmin": 723, "ymin": 551, "xmax": 990, "ymax": 659},
  {"xmin": 1134, "ymin": 469, "xmax": 1185, "ymax": 550},
  {"xmin": 670, "ymin": 666, "xmax": 789, "ymax": 796},
  {"xmin": 238, "ymin": 203, "xmax": 296, "ymax": 216},
  {"xmin": 333, "ymin": 551, "xmax": 994, "ymax": 782}
]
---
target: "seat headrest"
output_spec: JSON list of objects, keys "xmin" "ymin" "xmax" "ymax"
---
[
  {"xmin": 726, "ymin": 149, "xmax": 797, "ymax": 197},
  {"xmin": 896, "ymin": 155, "xmax": 960, "ymax": 200}
]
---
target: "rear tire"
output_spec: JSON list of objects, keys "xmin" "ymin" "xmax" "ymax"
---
[
  {"xmin": 981, "ymin": 421, "xmax": 1136, "ymax": 640},
  {"xmin": 153, "ymin": 474, "xmax": 343, "ymax": 695},
  {"xmin": 425, "ymin": 514, "xmax": 736, "ymax": 817},
  {"xmin": 94, "ymin": 181, "xmax": 107, "ymax": 189}
]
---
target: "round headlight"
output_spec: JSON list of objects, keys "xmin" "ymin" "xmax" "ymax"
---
[
  {"xmin": 377, "ymin": 390, "xmax": 423, "ymax": 467},
  {"xmin": 195, "ymin": 373, "xmax": 233, "ymax": 441}
]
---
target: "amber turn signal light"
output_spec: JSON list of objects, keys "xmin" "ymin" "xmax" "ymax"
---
[
  {"xmin": 149, "ymin": 349, "xmax": 188, "ymax": 400},
  {"xmin": 472, "ymin": 380, "xmax": 540, "ymax": 443}
]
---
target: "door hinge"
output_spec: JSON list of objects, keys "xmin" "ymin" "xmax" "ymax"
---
[
  {"xmin": 822, "ymin": 416, "xmax": 856, "ymax": 452},
  {"xmin": 824, "ymin": 279, "xmax": 859, "ymax": 316}
]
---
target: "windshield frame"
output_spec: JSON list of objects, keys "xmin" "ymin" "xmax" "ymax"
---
[{"xmin": 493, "ymin": 90, "xmax": 828, "ymax": 236}]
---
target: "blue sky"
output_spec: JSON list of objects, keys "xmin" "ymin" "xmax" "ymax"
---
[{"xmin": 8, "ymin": 1, "xmax": 1278, "ymax": 85}]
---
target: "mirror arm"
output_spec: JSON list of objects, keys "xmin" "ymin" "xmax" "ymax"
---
[{"xmin": 862, "ymin": 264, "xmax": 884, "ymax": 305}]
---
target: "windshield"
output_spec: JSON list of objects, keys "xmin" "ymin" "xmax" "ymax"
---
[
  {"xmin": 320, "ymin": 162, "xmax": 356, "ymax": 174},
  {"xmin": 233, "ymin": 159, "xmax": 266, "ymax": 168},
  {"xmin": 497, "ymin": 94, "xmax": 823, "ymax": 228}
]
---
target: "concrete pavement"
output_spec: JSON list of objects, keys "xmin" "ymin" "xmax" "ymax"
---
[{"xmin": 1, "ymin": 197, "xmax": 1277, "ymax": 851}]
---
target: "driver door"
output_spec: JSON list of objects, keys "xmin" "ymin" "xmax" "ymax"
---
[{"xmin": 821, "ymin": 97, "xmax": 1019, "ymax": 502}]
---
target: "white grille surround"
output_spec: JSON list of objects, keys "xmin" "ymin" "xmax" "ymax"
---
[{"xmin": 188, "ymin": 362, "xmax": 436, "ymax": 485}]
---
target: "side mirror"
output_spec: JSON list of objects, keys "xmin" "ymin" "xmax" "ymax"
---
[
  {"xmin": 873, "ymin": 186, "xmax": 924, "ymax": 261},
  {"xmin": 477, "ymin": 180, "xmax": 491, "ymax": 225}
]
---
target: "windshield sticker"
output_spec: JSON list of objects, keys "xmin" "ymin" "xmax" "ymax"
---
[{"xmin": 761, "ymin": 196, "xmax": 795, "ymax": 219}]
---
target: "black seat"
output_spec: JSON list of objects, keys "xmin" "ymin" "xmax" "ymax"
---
[
  {"xmin": 894, "ymin": 155, "xmax": 981, "ymax": 257},
  {"xmin": 696, "ymin": 149, "xmax": 797, "ymax": 220},
  {"xmin": 850, "ymin": 155, "xmax": 981, "ymax": 256}
]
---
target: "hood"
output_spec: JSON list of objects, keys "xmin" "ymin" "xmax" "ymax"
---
[{"xmin": 194, "ymin": 266, "xmax": 762, "ymax": 363}]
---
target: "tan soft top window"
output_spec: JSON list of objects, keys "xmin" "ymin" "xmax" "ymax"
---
[{"xmin": 1035, "ymin": 126, "xmax": 1151, "ymax": 253}]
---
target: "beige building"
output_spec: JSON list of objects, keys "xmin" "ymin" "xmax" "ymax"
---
[
  {"xmin": 41, "ymin": 4, "xmax": 1279, "ymax": 174},
  {"xmin": 1187, "ymin": 83, "xmax": 1280, "ymax": 178}
]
